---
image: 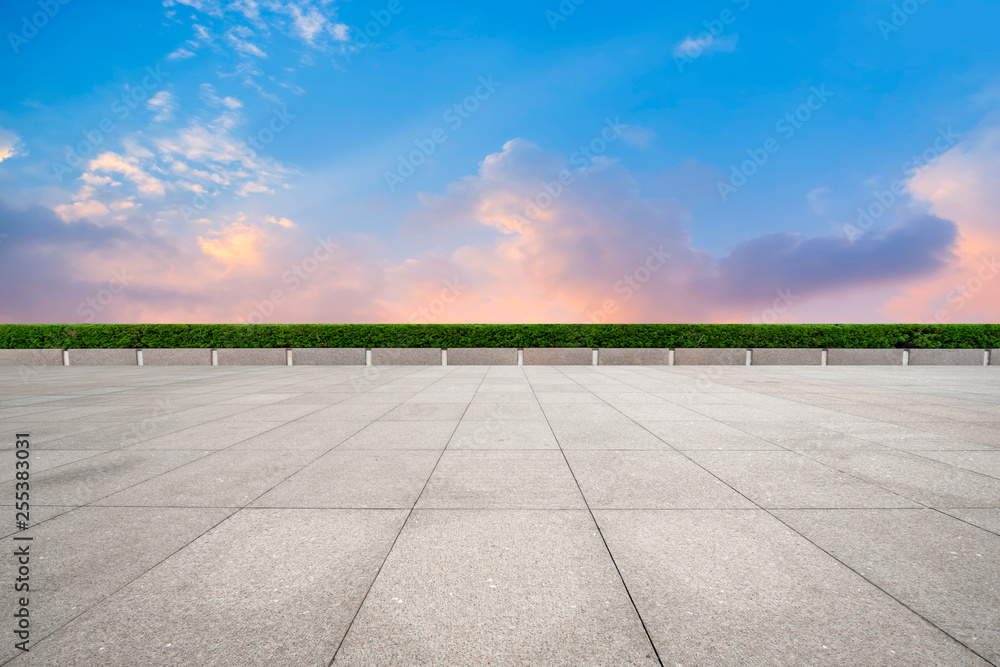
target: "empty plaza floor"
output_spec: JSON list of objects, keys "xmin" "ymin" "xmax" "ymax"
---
[{"xmin": 1, "ymin": 364, "xmax": 998, "ymax": 666}]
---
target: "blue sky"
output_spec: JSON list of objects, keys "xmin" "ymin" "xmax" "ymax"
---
[{"xmin": 1, "ymin": 0, "xmax": 998, "ymax": 323}]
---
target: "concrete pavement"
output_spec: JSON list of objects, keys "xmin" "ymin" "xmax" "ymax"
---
[{"xmin": 1, "ymin": 365, "xmax": 998, "ymax": 665}]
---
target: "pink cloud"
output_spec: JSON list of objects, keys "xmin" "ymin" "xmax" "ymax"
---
[
  {"xmin": 0, "ymin": 137, "xmax": 967, "ymax": 324},
  {"xmin": 882, "ymin": 122, "xmax": 1000, "ymax": 323}
]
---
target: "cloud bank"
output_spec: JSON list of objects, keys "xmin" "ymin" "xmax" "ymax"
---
[{"xmin": 0, "ymin": 136, "xmax": 968, "ymax": 324}]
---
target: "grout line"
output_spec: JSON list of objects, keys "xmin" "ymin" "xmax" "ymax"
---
[
  {"xmin": 534, "ymin": 368, "xmax": 665, "ymax": 667},
  {"xmin": 581, "ymin": 365, "xmax": 997, "ymax": 665},
  {"xmin": 13, "ymin": 367, "xmax": 435, "ymax": 661},
  {"xmin": 327, "ymin": 365, "xmax": 478, "ymax": 665}
]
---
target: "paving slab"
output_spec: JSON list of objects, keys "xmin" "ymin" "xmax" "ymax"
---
[
  {"xmin": 775, "ymin": 509, "xmax": 1000, "ymax": 664},
  {"xmin": 547, "ymin": 418, "xmax": 670, "ymax": 450},
  {"xmin": 595, "ymin": 509, "xmax": 989, "ymax": 665},
  {"xmin": 416, "ymin": 450, "xmax": 585, "ymax": 509},
  {"xmin": 642, "ymin": 420, "xmax": 781, "ymax": 450},
  {"xmin": 0, "ymin": 449, "xmax": 210, "ymax": 506},
  {"xmin": 805, "ymin": 450, "xmax": 1000, "ymax": 508},
  {"xmin": 4, "ymin": 364, "xmax": 999, "ymax": 664},
  {"xmin": 564, "ymin": 450, "xmax": 754, "ymax": 509},
  {"xmin": 253, "ymin": 450, "xmax": 440, "ymax": 508},
  {"xmin": 99, "ymin": 449, "xmax": 317, "ymax": 507},
  {"xmin": 20, "ymin": 509, "xmax": 408, "ymax": 666},
  {"xmin": 333, "ymin": 510, "xmax": 659, "ymax": 665},
  {"xmin": 686, "ymin": 450, "xmax": 918, "ymax": 508},
  {"xmin": 0, "ymin": 507, "xmax": 233, "ymax": 663},
  {"xmin": 448, "ymin": 419, "xmax": 559, "ymax": 449},
  {"xmin": 337, "ymin": 420, "xmax": 459, "ymax": 449}
]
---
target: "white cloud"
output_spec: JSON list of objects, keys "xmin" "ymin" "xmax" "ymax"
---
[
  {"xmin": 88, "ymin": 152, "xmax": 167, "ymax": 197},
  {"xmin": 147, "ymin": 91, "xmax": 178, "ymax": 122},
  {"xmin": 0, "ymin": 126, "xmax": 25, "ymax": 163},
  {"xmin": 226, "ymin": 25, "xmax": 268, "ymax": 58},
  {"xmin": 167, "ymin": 47, "xmax": 196, "ymax": 60},
  {"xmin": 80, "ymin": 173, "xmax": 121, "ymax": 187},
  {"xmin": 54, "ymin": 199, "xmax": 111, "ymax": 222},
  {"xmin": 673, "ymin": 33, "xmax": 738, "ymax": 59},
  {"xmin": 621, "ymin": 125, "xmax": 657, "ymax": 149},
  {"xmin": 807, "ymin": 186, "xmax": 833, "ymax": 216},
  {"xmin": 264, "ymin": 215, "xmax": 296, "ymax": 228},
  {"xmin": 199, "ymin": 83, "xmax": 244, "ymax": 111}
]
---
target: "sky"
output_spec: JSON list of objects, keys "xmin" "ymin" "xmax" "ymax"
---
[{"xmin": 0, "ymin": 0, "xmax": 998, "ymax": 325}]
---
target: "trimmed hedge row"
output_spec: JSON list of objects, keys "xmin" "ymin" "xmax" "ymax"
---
[{"xmin": 0, "ymin": 324, "xmax": 998, "ymax": 349}]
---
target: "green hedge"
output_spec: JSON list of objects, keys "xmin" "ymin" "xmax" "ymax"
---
[{"xmin": 0, "ymin": 324, "xmax": 997, "ymax": 349}]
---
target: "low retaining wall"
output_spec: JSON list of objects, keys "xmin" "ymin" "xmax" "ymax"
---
[
  {"xmin": 827, "ymin": 349, "xmax": 904, "ymax": 365},
  {"xmin": 523, "ymin": 348, "xmax": 593, "ymax": 365},
  {"xmin": 371, "ymin": 348, "xmax": 442, "ymax": 365},
  {"xmin": 291, "ymin": 348, "xmax": 366, "ymax": 365},
  {"xmin": 907, "ymin": 349, "xmax": 986, "ymax": 366},
  {"xmin": 142, "ymin": 348, "xmax": 212, "ymax": 366},
  {"xmin": 599, "ymin": 348, "xmax": 671, "ymax": 365},
  {"xmin": 0, "ymin": 348, "xmax": 993, "ymax": 367},
  {"xmin": 751, "ymin": 348, "xmax": 823, "ymax": 366},
  {"xmin": 216, "ymin": 348, "xmax": 287, "ymax": 366},
  {"xmin": 447, "ymin": 348, "xmax": 517, "ymax": 365},
  {"xmin": 0, "ymin": 349, "xmax": 64, "ymax": 366},
  {"xmin": 675, "ymin": 348, "xmax": 746, "ymax": 366},
  {"xmin": 67, "ymin": 349, "xmax": 137, "ymax": 366}
]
